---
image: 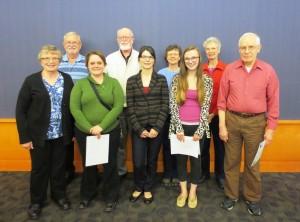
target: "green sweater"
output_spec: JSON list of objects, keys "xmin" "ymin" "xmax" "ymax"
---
[{"xmin": 70, "ymin": 74, "xmax": 124, "ymax": 134}]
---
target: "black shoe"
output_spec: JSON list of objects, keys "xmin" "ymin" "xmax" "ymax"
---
[
  {"xmin": 143, "ymin": 194, "xmax": 153, "ymax": 204},
  {"xmin": 199, "ymin": 174, "xmax": 210, "ymax": 184},
  {"xmin": 27, "ymin": 204, "xmax": 41, "ymax": 220},
  {"xmin": 104, "ymin": 201, "xmax": 118, "ymax": 212},
  {"xmin": 53, "ymin": 198, "xmax": 71, "ymax": 210},
  {"xmin": 216, "ymin": 178, "xmax": 225, "ymax": 190},
  {"xmin": 79, "ymin": 200, "xmax": 90, "ymax": 209},
  {"xmin": 129, "ymin": 191, "xmax": 143, "ymax": 202},
  {"xmin": 245, "ymin": 200, "xmax": 263, "ymax": 216},
  {"xmin": 220, "ymin": 196, "xmax": 238, "ymax": 211}
]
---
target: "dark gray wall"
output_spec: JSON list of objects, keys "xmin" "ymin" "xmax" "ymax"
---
[{"xmin": 1, "ymin": 0, "xmax": 299, "ymax": 118}]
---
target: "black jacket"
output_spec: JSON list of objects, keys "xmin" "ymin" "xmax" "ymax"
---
[
  {"xmin": 15, "ymin": 71, "xmax": 74, "ymax": 147},
  {"xmin": 126, "ymin": 71, "xmax": 169, "ymax": 135}
]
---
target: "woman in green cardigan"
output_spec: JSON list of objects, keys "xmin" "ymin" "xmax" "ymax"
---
[{"xmin": 70, "ymin": 50, "xmax": 124, "ymax": 212}]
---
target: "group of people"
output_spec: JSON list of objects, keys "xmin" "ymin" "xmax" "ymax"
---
[{"xmin": 15, "ymin": 27, "xmax": 279, "ymax": 220}]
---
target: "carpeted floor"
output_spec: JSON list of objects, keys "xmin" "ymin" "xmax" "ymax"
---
[{"xmin": 0, "ymin": 172, "xmax": 299, "ymax": 222}]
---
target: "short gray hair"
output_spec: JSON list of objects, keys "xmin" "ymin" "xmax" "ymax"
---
[
  {"xmin": 203, "ymin": 37, "xmax": 221, "ymax": 51},
  {"xmin": 63, "ymin": 31, "xmax": 81, "ymax": 42},
  {"xmin": 37, "ymin": 44, "xmax": 62, "ymax": 60},
  {"xmin": 238, "ymin": 32, "xmax": 261, "ymax": 46},
  {"xmin": 117, "ymin": 27, "xmax": 134, "ymax": 38}
]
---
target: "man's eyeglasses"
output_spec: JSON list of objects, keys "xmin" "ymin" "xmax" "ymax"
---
[
  {"xmin": 239, "ymin": 45, "xmax": 257, "ymax": 52},
  {"xmin": 117, "ymin": 36, "xmax": 133, "ymax": 41},
  {"xmin": 65, "ymin": 41, "xmax": 80, "ymax": 45}
]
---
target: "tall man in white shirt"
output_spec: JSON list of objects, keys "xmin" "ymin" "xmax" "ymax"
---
[{"xmin": 106, "ymin": 27, "xmax": 140, "ymax": 177}]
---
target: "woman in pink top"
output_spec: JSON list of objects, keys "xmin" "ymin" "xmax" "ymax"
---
[{"xmin": 169, "ymin": 45, "xmax": 213, "ymax": 208}]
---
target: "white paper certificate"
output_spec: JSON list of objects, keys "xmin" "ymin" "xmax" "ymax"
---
[
  {"xmin": 85, "ymin": 135, "xmax": 110, "ymax": 167},
  {"xmin": 170, "ymin": 134, "xmax": 200, "ymax": 158},
  {"xmin": 251, "ymin": 140, "xmax": 266, "ymax": 167}
]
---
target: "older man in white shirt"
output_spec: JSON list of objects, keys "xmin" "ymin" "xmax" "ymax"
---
[{"xmin": 106, "ymin": 27, "xmax": 140, "ymax": 178}]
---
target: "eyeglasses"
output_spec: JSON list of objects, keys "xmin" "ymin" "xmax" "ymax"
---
[
  {"xmin": 117, "ymin": 36, "xmax": 133, "ymax": 41},
  {"xmin": 167, "ymin": 52, "xmax": 180, "ymax": 57},
  {"xmin": 40, "ymin": 57, "xmax": 60, "ymax": 62},
  {"xmin": 239, "ymin": 45, "xmax": 257, "ymax": 52},
  {"xmin": 141, "ymin": 55, "xmax": 154, "ymax": 60},
  {"xmin": 65, "ymin": 41, "xmax": 80, "ymax": 45},
  {"xmin": 184, "ymin": 56, "xmax": 199, "ymax": 62}
]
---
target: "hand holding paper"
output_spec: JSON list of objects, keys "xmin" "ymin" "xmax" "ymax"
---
[{"xmin": 170, "ymin": 134, "xmax": 200, "ymax": 158}]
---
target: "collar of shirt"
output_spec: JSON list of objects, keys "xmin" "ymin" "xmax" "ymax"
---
[
  {"xmin": 234, "ymin": 59, "xmax": 264, "ymax": 71},
  {"xmin": 203, "ymin": 60, "xmax": 225, "ymax": 73},
  {"xmin": 119, "ymin": 49, "xmax": 132, "ymax": 64},
  {"xmin": 87, "ymin": 73, "xmax": 108, "ymax": 85},
  {"xmin": 42, "ymin": 72, "xmax": 63, "ymax": 87},
  {"xmin": 61, "ymin": 54, "xmax": 85, "ymax": 63}
]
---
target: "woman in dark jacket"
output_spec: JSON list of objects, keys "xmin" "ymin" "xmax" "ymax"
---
[
  {"xmin": 15, "ymin": 45, "xmax": 73, "ymax": 220},
  {"xmin": 127, "ymin": 46, "xmax": 169, "ymax": 204}
]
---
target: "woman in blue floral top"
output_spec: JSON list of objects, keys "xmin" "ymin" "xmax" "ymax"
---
[{"xmin": 16, "ymin": 45, "xmax": 74, "ymax": 220}]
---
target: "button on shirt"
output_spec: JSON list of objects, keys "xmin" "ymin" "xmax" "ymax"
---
[
  {"xmin": 43, "ymin": 74, "xmax": 64, "ymax": 139},
  {"xmin": 217, "ymin": 59, "xmax": 279, "ymax": 129}
]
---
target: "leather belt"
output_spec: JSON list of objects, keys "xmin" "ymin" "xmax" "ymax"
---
[{"xmin": 228, "ymin": 110, "xmax": 265, "ymax": 118}]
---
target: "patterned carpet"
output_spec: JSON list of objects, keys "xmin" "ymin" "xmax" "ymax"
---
[{"xmin": 0, "ymin": 172, "xmax": 299, "ymax": 222}]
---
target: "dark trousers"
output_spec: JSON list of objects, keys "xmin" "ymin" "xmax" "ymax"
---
[
  {"xmin": 75, "ymin": 126, "xmax": 120, "ymax": 203},
  {"xmin": 65, "ymin": 141, "xmax": 75, "ymax": 174},
  {"xmin": 162, "ymin": 116, "xmax": 177, "ymax": 179},
  {"xmin": 118, "ymin": 108, "xmax": 130, "ymax": 175},
  {"xmin": 132, "ymin": 130, "xmax": 162, "ymax": 192},
  {"xmin": 176, "ymin": 125, "xmax": 202, "ymax": 184},
  {"xmin": 202, "ymin": 115, "xmax": 225, "ymax": 179},
  {"xmin": 30, "ymin": 137, "xmax": 66, "ymax": 204}
]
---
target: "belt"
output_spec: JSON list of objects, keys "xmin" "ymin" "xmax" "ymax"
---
[{"xmin": 228, "ymin": 110, "xmax": 265, "ymax": 118}]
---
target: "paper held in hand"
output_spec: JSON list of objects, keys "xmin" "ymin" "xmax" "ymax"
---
[
  {"xmin": 85, "ymin": 135, "xmax": 110, "ymax": 167},
  {"xmin": 251, "ymin": 140, "xmax": 266, "ymax": 167},
  {"xmin": 170, "ymin": 134, "xmax": 200, "ymax": 158}
]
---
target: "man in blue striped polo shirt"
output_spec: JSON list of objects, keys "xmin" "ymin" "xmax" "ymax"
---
[
  {"xmin": 59, "ymin": 32, "xmax": 88, "ymax": 82},
  {"xmin": 59, "ymin": 31, "xmax": 88, "ymax": 184}
]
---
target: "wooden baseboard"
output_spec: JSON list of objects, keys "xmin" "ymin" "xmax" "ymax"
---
[{"xmin": 1, "ymin": 119, "xmax": 300, "ymax": 172}]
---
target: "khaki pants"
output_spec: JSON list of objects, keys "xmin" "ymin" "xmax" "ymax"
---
[{"xmin": 224, "ymin": 111, "xmax": 266, "ymax": 202}]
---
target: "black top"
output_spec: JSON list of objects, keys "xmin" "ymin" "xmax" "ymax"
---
[
  {"xmin": 126, "ymin": 71, "xmax": 169, "ymax": 135},
  {"xmin": 15, "ymin": 71, "xmax": 74, "ymax": 147}
]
